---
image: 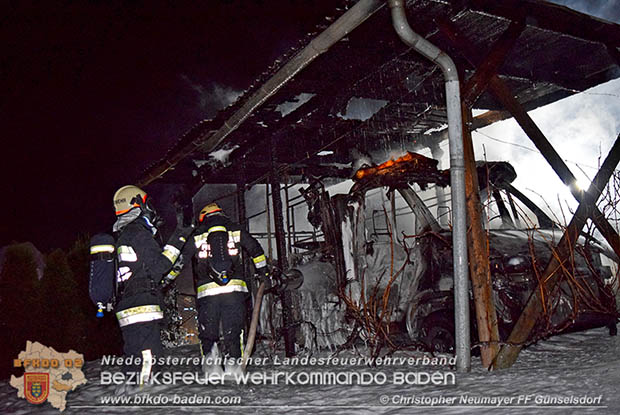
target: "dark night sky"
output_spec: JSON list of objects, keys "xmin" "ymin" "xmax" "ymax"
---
[
  {"xmin": 2, "ymin": 0, "xmax": 616, "ymax": 252},
  {"xmin": 1, "ymin": 0, "xmax": 336, "ymax": 251}
]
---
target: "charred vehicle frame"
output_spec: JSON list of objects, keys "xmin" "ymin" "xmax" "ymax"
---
[{"xmin": 268, "ymin": 153, "xmax": 620, "ymax": 354}]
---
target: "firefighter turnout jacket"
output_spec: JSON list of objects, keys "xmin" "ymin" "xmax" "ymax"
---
[
  {"xmin": 191, "ymin": 213, "xmax": 267, "ymax": 298},
  {"xmin": 115, "ymin": 218, "xmax": 188, "ymax": 327}
]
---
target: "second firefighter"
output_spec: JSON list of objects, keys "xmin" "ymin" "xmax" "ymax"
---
[{"xmin": 190, "ymin": 203, "xmax": 270, "ymax": 373}]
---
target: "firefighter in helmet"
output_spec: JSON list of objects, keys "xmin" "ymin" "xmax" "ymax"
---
[
  {"xmin": 112, "ymin": 185, "xmax": 192, "ymax": 385},
  {"xmin": 191, "ymin": 202, "xmax": 270, "ymax": 374}
]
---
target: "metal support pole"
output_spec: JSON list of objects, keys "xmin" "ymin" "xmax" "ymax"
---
[
  {"xmin": 266, "ymin": 184, "xmax": 272, "ymax": 260},
  {"xmin": 285, "ymin": 181, "xmax": 292, "ymax": 255},
  {"xmin": 291, "ymin": 185, "xmax": 298, "ymax": 251},
  {"xmin": 388, "ymin": 0, "xmax": 470, "ymax": 371}
]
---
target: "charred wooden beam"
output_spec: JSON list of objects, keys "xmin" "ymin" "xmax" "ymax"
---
[
  {"xmin": 461, "ymin": 106, "xmax": 500, "ymax": 367},
  {"xmin": 493, "ymin": 134, "xmax": 620, "ymax": 369},
  {"xmin": 462, "ymin": 19, "xmax": 525, "ymax": 106},
  {"xmin": 237, "ymin": 181, "xmax": 249, "ymax": 230},
  {"xmin": 439, "ymin": 18, "xmax": 620, "ymax": 260},
  {"xmin": 488, "ymin": 77, "xmax": 620, "ymax": 258},
  {"xmin": 138, "ymin": 0, "xmax": 387, "ymax": 186},
  {"xmin": 196, "ymin": 163, "xmax": 353, "ymax": 185},
  {"xmin": 414, "ymin": 109, "xmax": 511, "ymax": 151},
  {"xmin": 470, "ymin": 110, "xmax": 511, "ymax": 129},
  {"xmin": 438, "ymin": 15, "xmax": 526, "ymax": 367},
  {"xmin": 237, "ymin": 179, "xmax": 254, "ymax": 329},
  {"xmin": 196, "ymin": 108, "xmax": 363, "ymax": 185},
  {"xmin": 270, "ymin": 143, "xmax": 296, "ymax": 357}
]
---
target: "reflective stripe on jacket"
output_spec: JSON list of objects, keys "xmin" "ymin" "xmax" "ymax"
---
[
  {"xmin": 116, "ymin": 305, "xmax": 163, "ymax": 327},
  {"xmin": 196, "ymin": 279, "xmax": 248, "ymax": 298},
  {"xmin": 189, "ymin": 213, "xmax": 267, "ymax": 293},
  {"xmin": 114, "ymin": 219, "xmax": 187, "ymax": 312}
]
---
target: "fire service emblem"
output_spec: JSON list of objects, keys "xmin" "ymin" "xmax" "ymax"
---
[{"xmin": 24, "ymin": 372, "xmax": 49, "ymax": 404}]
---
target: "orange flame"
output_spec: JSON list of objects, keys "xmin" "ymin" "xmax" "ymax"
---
[{"xmin": 355, "ymin": 152, "xmax": 416, "ymax": 180}]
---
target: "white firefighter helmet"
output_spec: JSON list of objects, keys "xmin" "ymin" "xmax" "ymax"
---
[{"xmin": 113, "ymin": 185, "xmax": 147, "ymax": 216}]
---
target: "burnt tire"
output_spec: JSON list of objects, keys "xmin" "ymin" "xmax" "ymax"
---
[{"xmin": 420, "ymin": 311, "xmax": 455, "ymax": 353}]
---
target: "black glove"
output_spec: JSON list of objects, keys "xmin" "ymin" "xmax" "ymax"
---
[
  {"xmin": 164, "ymin": 226, "xmax": 194, "ymax": 265},
  {"xmin": 162, "ymin": 255, "xmax": 184, "ymax": 288},
  {"xmin": 257, "ymin": 267, "xmax": 272, "ymax": 289}
]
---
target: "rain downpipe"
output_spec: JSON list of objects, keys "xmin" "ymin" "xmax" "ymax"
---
[{"xmin": 387, "ymin": 0, "xmax": 471, "ymax": 371}]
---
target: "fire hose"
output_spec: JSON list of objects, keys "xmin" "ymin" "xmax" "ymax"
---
[{"xmin": 241, "ymin": 268, "xmax": 304, "ymax": 372}]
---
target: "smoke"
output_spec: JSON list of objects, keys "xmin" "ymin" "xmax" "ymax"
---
[
  {"xmin": 350, "ymin": 148, "xmax": 373, "ymax": 172},
  {"xmin": 180, "ymin": 74, "xmax": 242, "ymax": 117}
]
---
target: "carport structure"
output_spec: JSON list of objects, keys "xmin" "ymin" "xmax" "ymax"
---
[{"xmin": 138, "ymin": 0, "xmax": 620, "ymax": 371}]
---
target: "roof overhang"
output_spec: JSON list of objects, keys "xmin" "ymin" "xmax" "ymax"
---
[{"xmin": 138, "ymin": 0, "xmax": 620, "ymax": 189}]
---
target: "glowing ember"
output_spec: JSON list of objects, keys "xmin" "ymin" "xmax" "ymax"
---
[{"xmin": 355, "ymin": 152, "xmax": 430, "ymax": 180}]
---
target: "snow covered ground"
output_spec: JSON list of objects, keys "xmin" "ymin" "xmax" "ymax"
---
[{"xmin": 1, "ymin": 327, "xmax": 618, "ymax": 414}]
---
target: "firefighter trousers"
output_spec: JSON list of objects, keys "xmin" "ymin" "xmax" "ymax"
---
[
  {"xmin": 197, "ymin": 292, "xmax": 246, "ymax": 359},
  {"xmin": 120, "ymin": 320, "xmax": 163, "ymax": 382}
]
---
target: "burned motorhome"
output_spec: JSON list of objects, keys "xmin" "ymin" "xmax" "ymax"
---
[
  {"xmin": 259, "ymin": 155, "xmax": 619, "ymax": 354},
  {"xmin": 138, "ymin": 0, "xmax": 620, "ymax": 370}
]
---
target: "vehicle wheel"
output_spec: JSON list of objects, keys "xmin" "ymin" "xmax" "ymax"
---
[{"xmin": 420, "ymin": 311, "xmax": 455, "ymax": 353}]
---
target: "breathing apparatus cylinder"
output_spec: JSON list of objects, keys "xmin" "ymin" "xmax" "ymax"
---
[{"xmin": 89, "ymin": 233, "xmax": 117, "ymax": 318}]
